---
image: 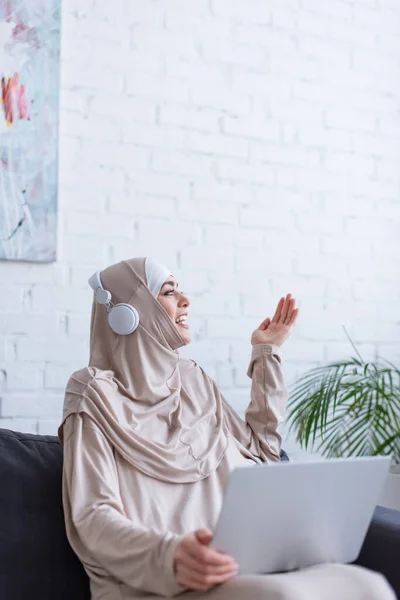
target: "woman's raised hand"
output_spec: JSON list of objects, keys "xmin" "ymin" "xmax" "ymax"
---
[
  {"xmin": 251, "ymin": 294, "xmax": 299, "ymax": 347},
  {"xmin": 174, "ymin": 529, "xmax": 238, "ymax": 592}
]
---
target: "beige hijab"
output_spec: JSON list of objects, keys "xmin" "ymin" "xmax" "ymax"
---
[{"xmin": 59, "ymin": 257, "xmax": 229, "ymax": 483}]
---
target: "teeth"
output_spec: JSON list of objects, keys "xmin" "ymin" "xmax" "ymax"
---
[{"xmin": 175, "ymin": 316, "xmax": 187, "ymax": 324}]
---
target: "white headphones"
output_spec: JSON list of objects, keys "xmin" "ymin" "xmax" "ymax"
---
[{"xmin": 88, "ymin": 271, "xmax": 140, "ymax": 335}]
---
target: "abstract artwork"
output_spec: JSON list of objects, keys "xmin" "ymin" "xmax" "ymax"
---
[{"xmin": 0, "ymin": 0, "xmax": 61, "ymax": 262}]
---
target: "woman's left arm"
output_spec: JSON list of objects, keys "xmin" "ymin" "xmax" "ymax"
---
[
  {"xmin": 226, "ymin": 294, "xmax": 299, "ymax": 462},
  {"xmin": 244, "ymin": 343, "xmax": 287, "ymax": 462}
]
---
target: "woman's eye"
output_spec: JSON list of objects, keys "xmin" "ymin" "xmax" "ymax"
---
[{"xmin": 165, "ymin": 289, "xmax": 175, "ymax": 296}]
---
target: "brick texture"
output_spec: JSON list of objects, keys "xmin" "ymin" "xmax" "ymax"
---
[{"xmin": 1, "ymin": 0, "xmax": 400, "ymax": 458}]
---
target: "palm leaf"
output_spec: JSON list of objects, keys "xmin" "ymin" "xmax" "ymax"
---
[{"xmin": 287, "ymin": 351, "xmax": 400, "ymax": 464}]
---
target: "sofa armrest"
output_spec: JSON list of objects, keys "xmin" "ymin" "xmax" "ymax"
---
[{"xmin": 356, "ymin": 505, "xmax": 400, "ymax": 598}]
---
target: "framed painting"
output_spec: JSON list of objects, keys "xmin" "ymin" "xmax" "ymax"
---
[{"xmin": 0, "ymin": 0, "xmax": 61, "ymax": 262}]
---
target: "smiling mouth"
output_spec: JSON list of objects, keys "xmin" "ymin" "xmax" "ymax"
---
[{"xmin": 175, "ymin": 315, "xmax": 189, "ymax": 330}]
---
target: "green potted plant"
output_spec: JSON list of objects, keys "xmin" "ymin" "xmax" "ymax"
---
[{"xmin": 287, "ymin": 337, "xmax": 400, "ymax": 510}]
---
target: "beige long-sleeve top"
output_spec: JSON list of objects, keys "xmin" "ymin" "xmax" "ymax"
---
[{"xmin": 61, "ymin": 344, "xmax": 287, "ymax": 600}]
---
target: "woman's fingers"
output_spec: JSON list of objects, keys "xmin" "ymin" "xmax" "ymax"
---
[
  {"xmin": 264, "ymin": 294, "xmax": 297, "ymax": 328},
  {"xmin": 180, "ymin": 551, "xmax": 237, "ymax": 577},
  {"xmin": 289, "ymin": 307, "xmax": 299, "ymax": 325},
  {"xmin": 193, "ymin": 545, "xmax": 236, "ymax": 568},
  {"xmin": 176, "ymin": 565, "xmax": 238, "ymax": 591},
  {"xmin": 273, "ymin": 294, "xmax": 294, "ymax": 324},
  {"xmin": 280, "ymin": 294, "xmax": 292, "ymax": 323},
  {"xmin": 195, "ymin": 528, "xmax": 213, "ymax": 544},
  {"xmin": 175, "ymin": 531, "xmax": 239, "ymax": 592},
  {"xmin": 181, "ymin": 534, "xmax": 236, "ymax": 568},
  {"xmin": 271, "ymin": 297, "xmax": 284, "ymax": 323},
  {"xmin": 176, "ymin": 565, "xmax": 210, "ymax": 590},
  {"xmin": 179, "ymin": 552, "xmax": 212, "ymax": 577},
  {"xmin": 284, "ymin": 298, "xmax": 296, "ymax": 325},
  {"xmin": 258, "ymin": 317, "xmax": 271, "ymax": 331}
]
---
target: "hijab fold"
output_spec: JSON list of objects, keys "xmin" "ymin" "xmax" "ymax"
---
[{"xmin": 60, "ymin": 257, "xmax": 229, "ymax": 483}]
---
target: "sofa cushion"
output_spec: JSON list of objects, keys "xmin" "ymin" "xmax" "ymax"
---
[
  {"xmin": 0, "ymin": 428, "xmax": 90, "ymax": 600},
  {"xmin": 356, "ymin": 505, "xmax": 400, "ymax": 598}
]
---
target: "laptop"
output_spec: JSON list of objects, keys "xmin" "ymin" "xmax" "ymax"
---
[{"xmin": 212, "ymin": 456, "xmax": 391, "ymax": 575}]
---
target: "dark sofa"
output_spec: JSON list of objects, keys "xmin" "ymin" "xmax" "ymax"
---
[{"xmin": 1, "ymin": 428, "xmax": 399, "ymax": 600}]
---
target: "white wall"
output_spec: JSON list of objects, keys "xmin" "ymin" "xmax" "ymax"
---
[{"xmin": 1, "ymin": 0, "xmax": 400, "ymax": 456}]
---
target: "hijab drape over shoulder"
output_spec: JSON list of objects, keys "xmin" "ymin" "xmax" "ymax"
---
[{"xmin": 59, "ymin": 257, "xmax": 229, "ymax": 483}]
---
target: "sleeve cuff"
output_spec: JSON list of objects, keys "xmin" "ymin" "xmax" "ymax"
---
[
  {"xmin": 251, "ymin": 344, "xmax": 282, "ymax": 360},
  {"xmin": 162, "ymin": 534, "xmax": 187, "ymax": 597},
  {"xmin": 247, "ymin": 344, "xmax": 282, "ymax": 378}
]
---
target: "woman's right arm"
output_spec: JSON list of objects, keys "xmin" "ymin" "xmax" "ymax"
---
[{"xmin": 62, "ymin": 412, "xmax": 184, "ymax": 597}]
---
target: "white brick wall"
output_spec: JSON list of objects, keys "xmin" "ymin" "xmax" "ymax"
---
[{"xmin": 1, "ymin": 0, "xmax": 400, "ymax": 459}]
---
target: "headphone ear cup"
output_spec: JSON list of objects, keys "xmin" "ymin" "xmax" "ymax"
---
[{"xmin": 108, "ymin": 304, "xmax": 139, "ymax": 336}]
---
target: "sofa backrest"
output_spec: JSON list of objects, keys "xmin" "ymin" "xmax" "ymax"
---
[{"xmin": 0, "ymin": 428, "xmax": 90, "ymax": 600}]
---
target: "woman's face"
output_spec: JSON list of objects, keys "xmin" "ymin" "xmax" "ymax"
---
[{"xmin": 157, "ymin": 276, "xmax": 191, "ymax": 344}]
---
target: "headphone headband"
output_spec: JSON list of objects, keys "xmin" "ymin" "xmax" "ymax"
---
[
  {"xmin": 88, "ymin": 270, "xmax": 102, "ymax": 294},
  {"xmin": 88, "ymin": 270, "xmax": 112, "ymax": 305}
]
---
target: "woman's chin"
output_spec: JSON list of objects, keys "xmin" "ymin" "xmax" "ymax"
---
[
  {"xmin": 182, "ymin": 330, "xmax": 192, "ymax": 344},
  {"xmin": 176, "ymin": 325, "xmax": 191, "ymax": 344}
]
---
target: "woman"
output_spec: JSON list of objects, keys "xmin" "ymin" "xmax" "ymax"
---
[{"xmin": 59, "ymin": 257, "xmax": 394, "ymax": 600}]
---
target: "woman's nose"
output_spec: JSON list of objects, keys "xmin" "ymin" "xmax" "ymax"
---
[{"xmin": 179, "ymin": 293, "xmax": 190, "ymax": 308}]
